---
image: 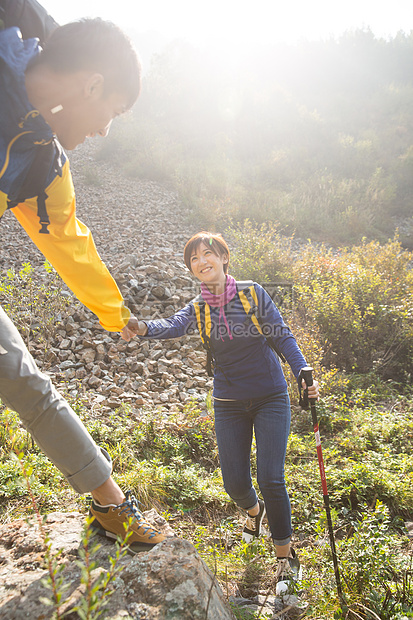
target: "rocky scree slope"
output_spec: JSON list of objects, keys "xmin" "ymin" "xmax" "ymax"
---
[{"xmin": 0, "ymin": 142, "xmax": 212, "ymax": 417}]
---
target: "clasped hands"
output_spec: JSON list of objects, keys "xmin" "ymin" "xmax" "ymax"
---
[{"xmin": 120, "ymin": 316, "xmax": 148, "ymax": 341}]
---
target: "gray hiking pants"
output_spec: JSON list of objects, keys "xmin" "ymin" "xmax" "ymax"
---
[{"xmin": 0, "ymin": 305, "xmax": 112, "ymax": 493}]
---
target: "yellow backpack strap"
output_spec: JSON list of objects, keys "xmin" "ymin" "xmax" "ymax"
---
[
  {"xmin": 194, "ymin": 299, "xmax": 212, "ymax": 341},
  {"xmin": 238, "ymin": 285, "xmax": 264, "ymax": 335},
  {"xmin": 249, "ymin": 284, "xmax": 259, "ymax": 307},
  {"xmin": 238, "ymin": 282, "xmax": 287, "ymax": 363},
  {"xmin": 204, "ymin": 302, "xmax": 211, "ymax": 338},
  {"xmin": 193, "ymin": 301, "xmax": 205, "ymax": 344},
  {"xmin": 193, "ymin": 299, "xmax": 214, "ymax": 377}
]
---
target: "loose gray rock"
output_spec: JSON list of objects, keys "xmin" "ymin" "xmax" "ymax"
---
[{"xmin": 0, "ymin": 140, "xmax": 213, "ymax": 415}]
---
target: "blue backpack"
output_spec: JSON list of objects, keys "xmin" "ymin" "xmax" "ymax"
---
[
  {"xmin": 0, "ymin": 0, "xmax": 58, "ymax": 45},
  {"xmin": 0, "ymin": 0, "xmax": 60, "ymax": 234}
]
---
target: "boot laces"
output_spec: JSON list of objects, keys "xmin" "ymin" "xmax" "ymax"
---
[{"xmin": 116, "ymin": 490, "xmax": 158, "ymax": 539}]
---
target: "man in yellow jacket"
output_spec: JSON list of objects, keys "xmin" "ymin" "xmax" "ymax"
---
[{"xmin": 0, "ymin": 16, "xmax": 165, "ymax": 552}]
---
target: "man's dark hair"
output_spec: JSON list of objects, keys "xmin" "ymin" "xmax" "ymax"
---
[{"xmin": 34, "ymin": 18, "xmax": 141, "ymax": 108}]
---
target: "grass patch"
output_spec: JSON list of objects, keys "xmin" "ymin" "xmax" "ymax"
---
[{"xmin": 1, "ymin": 385, "xmax": 412, "ymax": 618}]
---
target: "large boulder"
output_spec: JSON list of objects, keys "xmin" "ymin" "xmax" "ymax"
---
[{"xmin": 0, "ymin": 511, "xmax": 235, "ymax": 619}]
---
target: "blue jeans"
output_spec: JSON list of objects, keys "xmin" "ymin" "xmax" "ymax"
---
[{"xmin": 214, "ymin": 391, "xmax": 291, "ymax": 545}]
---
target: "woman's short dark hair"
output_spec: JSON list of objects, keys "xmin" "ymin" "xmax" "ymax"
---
[
  {"xmin": 184, "ymin": 231, "xmax": 230, "ymax": 274},
  {"xmin": 35, "ymin": 18, "xmax": 141, "ymax": 108}
]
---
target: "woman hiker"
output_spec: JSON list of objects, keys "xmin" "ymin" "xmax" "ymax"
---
[{"xmin": 134, "ymin": 231, "xmax": 319, "ymax": 593}]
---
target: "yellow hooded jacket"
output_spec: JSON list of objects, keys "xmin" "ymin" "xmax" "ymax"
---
[{"xmin": 0, "ymin": 28, "xmax": 130, "ymax": 332}]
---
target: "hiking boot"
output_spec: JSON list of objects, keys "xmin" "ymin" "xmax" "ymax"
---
[
  {"xmin": 242, "ymin": 499, "xmax": 266, "ymax": 543},
  {"xmin": 275, "ymin": 548, "xmax": 302, "ymax": 595},
  {"xmin": 89, "ymin": 490, "xmax": 166, "ymax": 553}
]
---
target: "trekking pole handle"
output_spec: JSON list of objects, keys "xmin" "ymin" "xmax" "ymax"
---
[{"xmin": 300, "ymin": 366, "xmax": 316, "ymax": 404}]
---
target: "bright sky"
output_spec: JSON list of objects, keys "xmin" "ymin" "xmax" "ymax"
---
[{"xmin": 39, "ymin": 0, "xmax": 413, "ymax": 46}]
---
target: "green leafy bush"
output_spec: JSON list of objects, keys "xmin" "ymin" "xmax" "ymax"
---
[
  {"xmin": 225, "ymin": 219, "xmax": 293, "ymax": 283},
  {"xmin": 294, "ymin": 236, "xmax": 413, "ymax": 380},
  {"xmin": 339, "ymin": 502, "xmax": 412, "ymax": 617},
  {"xmin": 0, "ymin": 261, "xmax": 70, "ymax": 368}
]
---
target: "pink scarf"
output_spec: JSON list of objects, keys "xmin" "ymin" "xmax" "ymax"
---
[{"xmin": 201, "ymin": 275, "xmax": 237, "ymax": 341}]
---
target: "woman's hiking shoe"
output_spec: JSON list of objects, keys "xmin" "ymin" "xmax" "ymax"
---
[
  {"xmin": 89, "ymin": 490, "xmax": 166, "ymax": 553},
  {"xmin": 275, "ymin": 548, "xmax": 302, "ymax": 596},
  {"xmin": 242, "ymin": 499, "xmax": 266, "ymax": 543}
]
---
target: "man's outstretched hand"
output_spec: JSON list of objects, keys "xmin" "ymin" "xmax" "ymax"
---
[{"xmin": 120, "ymin": 316, "xmax": 148, "ymax": 341}]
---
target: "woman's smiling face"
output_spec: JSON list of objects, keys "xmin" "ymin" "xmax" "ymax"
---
[{"xmin": 190, "ymin": 242, "xmax": 228, "ymax": 286}]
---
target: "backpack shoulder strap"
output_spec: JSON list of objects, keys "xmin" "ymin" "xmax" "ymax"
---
[
  {"xmin": 237, "ymin": 282, "xmax": 264, "ymax": 336},
  {"xmin": 193, "ymin": 297, "xmax": 211, "ymax": 344},
  {"xmin": 7, "ymin": 138, "xmax": 63, "ymax": 234},
  {"xmin": 237, "ymin": 281, "xmax": 286, "ymax": 363},
  {"xmin": 192, "ymin": 297, "xmax": 214, "ymax": 376}
]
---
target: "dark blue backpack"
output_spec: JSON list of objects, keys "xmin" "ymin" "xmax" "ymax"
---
[{"xmin": 0, "ymin": 0, "xmax": 58, "ymax": 45}]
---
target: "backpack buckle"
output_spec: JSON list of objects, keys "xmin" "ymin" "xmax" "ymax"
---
[{"xmin": 39, "ymin": 222, "xmax": 50, "ymax": 234}]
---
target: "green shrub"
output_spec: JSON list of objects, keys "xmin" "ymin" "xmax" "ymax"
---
[
  {"xmin": 293, "ymin": 236, "xmax": 413, "ymax": 380},
  {"xmin": 339, "ymin": 502, "xmax": 411, "ymax": 615},
  {"xmin": 0, "ymin": 261, "xmax": 70, "ymax": 368},
  {"xmin": 225, "ymin": 218, "xmax": 293, "ymax": 283}
]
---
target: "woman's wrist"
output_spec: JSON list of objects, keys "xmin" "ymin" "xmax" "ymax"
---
[{"xmin": 138, "ymin": 320, "xmax": 148, "ymax": 336}]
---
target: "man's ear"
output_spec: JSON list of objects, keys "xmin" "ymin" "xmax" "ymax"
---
[{"xmin": 84, "ymin": 73, "xmax": 105, "ymax": 99}]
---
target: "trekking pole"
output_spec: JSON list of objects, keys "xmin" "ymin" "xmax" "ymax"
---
[{"xmin": 300, "ymin": 366, "xmax": 344, "ymax": 607}]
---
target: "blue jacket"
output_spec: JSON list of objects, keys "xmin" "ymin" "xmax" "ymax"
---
[{"xmin": 143, "ymin": 282, "xmax": 307, "ymax": 400}]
